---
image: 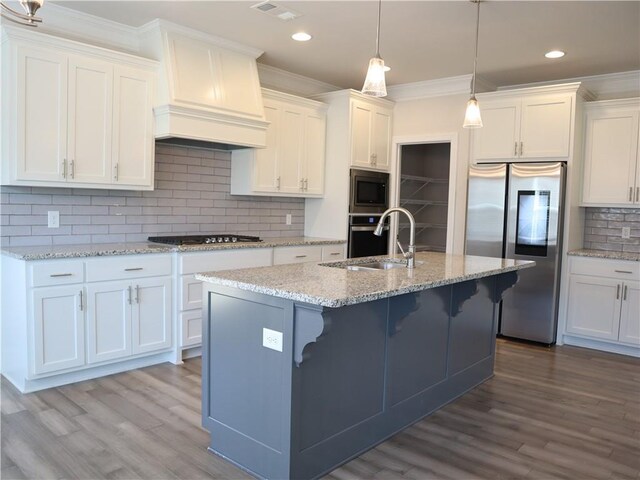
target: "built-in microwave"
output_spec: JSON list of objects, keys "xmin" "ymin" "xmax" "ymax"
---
[{"xmin": 349, "ymin": 169, "xmax": 389, "ymax": 213}]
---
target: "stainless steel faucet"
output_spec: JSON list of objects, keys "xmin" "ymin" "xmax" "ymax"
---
[{"xmin": 374, "ymin": 207, "xmax": 416, "ymax": 269}]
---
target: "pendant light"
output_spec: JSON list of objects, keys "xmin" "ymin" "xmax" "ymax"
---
[
  {"xmin": 0, "ymin": 0, "xmax": 44, "ymax": 26},
  {"xmin": 463, "ymin": 0, "xmax": 483, "ymax": 128},
  {"xmin": 361, "ymin": 0, "xmax": 387, "ymax": 97}
]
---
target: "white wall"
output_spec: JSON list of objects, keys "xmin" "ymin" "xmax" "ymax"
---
[{"xmin": 392, "ymin": 94, "xmax": 471, "ymax": 254}]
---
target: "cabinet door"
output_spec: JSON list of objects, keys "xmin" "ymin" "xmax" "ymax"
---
[
  {"xmin": 582, "ymin": 110, "xmax": 639, "ymax": 204},
  {"xmin": 566, "ymin": 275, "xmax": 622, "ymax": 341},
  {"xmin": 520, "ymin": 95, "xmax": 572, "ymax": 159},
  {"xmin": 371, "ymin": 107, "xmax": 392, "ymax": 171},
  {"xmin": 33, "ymin": 286, "xmax": 85, "ymax": 375},
  {"xmin": 67, "ymin": 57, "xmax": 113, "ymax": 184},
  {"xmin": 302, "ymin": 111, "xmax": 326, "ymax": 195},
  {"xmin": 279, "ymin": 106, "xmax": 304, "ymax": 194},
  {"xmin": 132, "ymin": 277, "xmax": 172, "ymax": 355},
  {"xmin": 16, "ymin": 46, "xmax": 68, "ymax": 182},
  {"xmin": 253, "ymin": 103, "xmax": 280, "ymax": 193},
  {"xmin": 472, "ymin": 100, "xmax": 520, "ymax": 161},
  {"xmin": 86, "ymin": 281, "xmax": 132, "ymax": 364},
  {"xmin": 350, "ymin": 100, "xmax": 373, "ymax": 168},
  {"xmin": 112, "ymin": 66, "xmax": 155, "ymax": 187},
  {"xmin": 619, "ymin": 281, "xmax": 640, "ymax": 345},
  {"xmin": 180, "ymin": 310, "xmax": 202, "ymax": 348}
]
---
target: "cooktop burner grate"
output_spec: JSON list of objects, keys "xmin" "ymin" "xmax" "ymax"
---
[{"xmin": 147, "ymin": 234, "xmax": 262, "ymax": 245}]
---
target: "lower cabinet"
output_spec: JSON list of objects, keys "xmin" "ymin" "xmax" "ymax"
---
[
  {"xmin": 565, "ymin": 256, "xmax": 640, "ymax": 350},
  {"xmin": 33, "ymin": 286, "xmax": 85, "ymax": 375}
]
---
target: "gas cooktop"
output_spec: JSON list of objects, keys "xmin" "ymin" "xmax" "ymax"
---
[{"xmin": 147, "ymin": 234, "xmax": 262, "ymax": 245}]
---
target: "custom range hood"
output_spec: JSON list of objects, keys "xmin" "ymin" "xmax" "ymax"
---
[{"xmin": 139, "ymin": 20, "xmax": 268, "ymax": 149}]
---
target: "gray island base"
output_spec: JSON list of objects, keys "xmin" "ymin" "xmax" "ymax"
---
[{"xmin": 197, "ymin": 253, "xmax": 534, "ymax": 480}]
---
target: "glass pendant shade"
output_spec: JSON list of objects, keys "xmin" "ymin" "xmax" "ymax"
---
[
  {"xmin": 20, "ymin": 0, "xmax": 43, "ymax": 16},
  {"xmin": 463, "ymin": 96, "xmax": 483, "ymax": 128},
  {"xmin": 362, "ymin": 56, "xmax": 387, "ymax": 97}
]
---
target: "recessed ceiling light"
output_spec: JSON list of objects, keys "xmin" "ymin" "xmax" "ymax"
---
[
  {"xmin": 292, "ymin": 32, "xmax": 312, "ymax": 42},
  {"xmin": 545, "ymin": 50, "xmax": 565, "ymax": 59},
  {"xmin": 383, "ymin": 65, "xmax": 391, "ymax": 72}
]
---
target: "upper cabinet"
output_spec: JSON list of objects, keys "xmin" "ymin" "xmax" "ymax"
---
[
  {"xmin": 1, "ymin": 27, "xmax": 157, "ymax": 190},
  {"xmin": 581, "ymin": 98, "xmax": 640, "ymax": 206},
  {"xmin": 350, "ymin": 98, "xmax": 393, "ymax": 171},
  {"xmin": 471, "ymin": 85, "xmax": 586, "ymax": 164},
  {"xmin": 230, "ymin": 89, "xmax": 327, "ymax": 198}
]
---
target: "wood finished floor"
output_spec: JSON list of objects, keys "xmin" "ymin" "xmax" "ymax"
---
[{"xmin": 2, "ymin": 340, "xmax": 639, "ymax": 480}]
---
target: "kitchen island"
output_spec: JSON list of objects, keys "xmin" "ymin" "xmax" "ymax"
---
[{"xmin": 196, "ymin": 252, "xmax": 534, "ymax": 480}]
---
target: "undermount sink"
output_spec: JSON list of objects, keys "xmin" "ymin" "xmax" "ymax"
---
[{"xmin": 346, "ymin": 261, "xmax": 408, "ymax": 271}]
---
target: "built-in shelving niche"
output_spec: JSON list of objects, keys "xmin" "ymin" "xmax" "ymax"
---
[{"xmin": 397, "ymin": 143, "xmax": 451, "ymax": 253}]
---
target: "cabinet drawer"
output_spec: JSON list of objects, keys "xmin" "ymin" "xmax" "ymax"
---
[
  {"xmin": 273, "ymin": 245, "xmax": 322, "ymax": 265},
  {"xmin": 86, "ymin": 254, "xmax": 172, "ymax": 282},
  {"xmin": 570, "ymin": 257, "xmax": 639, "ymax": 279},
  {"xmin": 179, "ymin": 248, "xmax": 273, "ymax": 275},
  {"xmin": 321, "ymin": 244, "xmax": 346, "ymax": 261},
  {"xmin": 31, "ymin": 260, "xmax": 85, "ymax": 287}
]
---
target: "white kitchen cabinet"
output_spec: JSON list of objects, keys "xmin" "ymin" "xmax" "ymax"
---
[
  {"xmin": 132, "ymin": 277, "xmax": 172, "ymax": 354},
  {"xmin": 472, "ymin": 90, "xmax": 575, "ymax": 163},
  {"xmin": 33, "ymin": 286, "xmax": 85, "ymax": 375},
  {"xmin": 86, "ymin": 281, "xmax": 132, "ymax": 364},
  {"xmin": 350, "ymin": 98, "xmax": 392, "ymax": 171},
  {"xmin": 1, "ymin": 26, "xmax": 157, "ymax": 190},
  {"xmin": 581, "ymin": 99, "xmax": 640, "ymax": 206},
  {"xmin": 230, "ymin": 89, "xmax": 327, "ymax": 198},
  {"xmin": 565, "ymin": 256, "xmax": 640, "ymax": 352}
]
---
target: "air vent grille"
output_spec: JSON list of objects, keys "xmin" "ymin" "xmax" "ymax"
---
[{"xmin": 250, "ymin": 1, "xmax": 302, "ymax": 21}]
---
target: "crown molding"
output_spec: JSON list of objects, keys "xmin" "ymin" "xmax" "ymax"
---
[
  {"xmin": 261, "ymin": 88, "xmax": 328, "ymax": 110},
  {"xmin": 257, "ymin": 64, "xmax": 340, "ymax": 98},
  {"xmin": 386, "ymin": 74, "xmax": 496, "ymax": 102},
  {"xmin": 312, "ymin": 89, "xmax": 395, "ymax": 108},
  {"xmin": 138, "ymin": 19, "xmax": 263, "ymax": 59},
  {"xmin": 35, "ymin": 3, "xmax": 140, "ymax": 53},
  {"xmin": 499, "ymin": 71, "xmax": 640, "ymax": 100},
  {"xmin": 480, "ymin": 82, "xmax": 595, "ymax": 101}
]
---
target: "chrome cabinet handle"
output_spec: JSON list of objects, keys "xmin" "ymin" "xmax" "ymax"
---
[
  {"xmin": 50, "ymin": 273, "xmax": 72, "ymax": 278},
  {"xmin": 62, "ymin": 159, "xmax": 67, "ymax": 179},
  {"xmin": 295, "ymin": 255, "xmax": 307, "ymax": 258},
  {"xmin": 135, "ymin": 285, "xmax": 140, "ymax": 304},
  {"xmin": 614, "ymin": 270, "xmax": 633, "ymax": 274},
  {"xmin": 636, "ymin": 186, "xmax": 639, "ymax": 203},
  {"xmin": 70, "ymin": 160, "xmax": 75, "ymax": 179},
  {"xmin": 125, "ymin": 267, "xmax": 143, "ymax": 272},
  {"xmin": 127, "ymin": 285, "xmax": 132, "ymax": 305},
  {"xmin": 330, "ymin": 252, "xmax": 341, "ymax": 256},
  {"xmin": 514, "ymin": 142, "xmax": 518, "ymax": 156},
  {"xmin": 276, "ymin": 176, "xmax": 281, "ymax": 190},
  {"xmin": 616, "ymin": 284, "xmax": 620, "ymax": 300},
  {"xmin": 630, "ymin": 187, "xmax": 633, "ymax": 202},
  {"xmin": 519, "ymin": 142, "xmax": 524, "ymax": 156},
  {"xmin": 300, "ymin": 178, "xmax": 304, "ymax": 190},
  {"xmin": 623, "ymin": 285, "xmax": 628, "ymax": 301},
  {"xmin": 79, "ymin": 290, "xmax": 83, "ymax": 311},
  {"xmin": 114, "ymin": 163, "xmax": 119, "ymax": 181},
  {"xmin": 304, "ymin": 178, "xmax": 308, "ymax": 191}
]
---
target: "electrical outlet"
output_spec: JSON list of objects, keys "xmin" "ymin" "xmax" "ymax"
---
[
  {"xmin": 622, "ymin": 227, "xmax": 631, "ymax": 239},
  {"xmin": 262, "ymin": 328, "xmax": 283, "ymax": 352},
  {"xmin": 47, "ymin": 211, "xmax": 59, "ymax": 228},
  {"xmin": 286, "ymin": 213, "xmax": 292, "ymax": 225}
]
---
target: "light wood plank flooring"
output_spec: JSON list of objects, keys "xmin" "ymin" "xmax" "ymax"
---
[{"xmin": 2, "ymin": 340, "xmax": 639, "ymax": 480}]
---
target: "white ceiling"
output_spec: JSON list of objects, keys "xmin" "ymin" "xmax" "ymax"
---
[{"xmin": 52, "ymin": 1, "xmax": 640, "ymax": 89}]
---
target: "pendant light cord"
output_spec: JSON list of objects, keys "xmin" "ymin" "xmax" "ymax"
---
[
  {"xmin": 471, "ymin": 0, "xmax": 480, "ymax": 96},
  {"xmin": 375, "ymin": 0, "xmax": 382, "ymax": 58}
]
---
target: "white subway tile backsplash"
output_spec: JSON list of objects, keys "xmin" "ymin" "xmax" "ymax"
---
[{"xmin": 1, "ymin": 143, "xmax": 305, "ymax": 246}]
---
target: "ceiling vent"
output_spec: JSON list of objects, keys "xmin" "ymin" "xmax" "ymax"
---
[{"xmin": 250, "ymin": 1, "xmax": 302, "ymax": 21}]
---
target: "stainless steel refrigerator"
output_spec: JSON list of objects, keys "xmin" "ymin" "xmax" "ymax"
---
[{"xmin": 465, "ymin": 162, "xmax": 566, "ymax": 344}]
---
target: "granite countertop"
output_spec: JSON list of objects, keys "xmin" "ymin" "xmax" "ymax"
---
[
  {"xmin": 568, "ymin": 249, "xmax": 640, "ymax": 262},
  {"xmin": 0, "ymin": 237, "xmax": 346, "ymax": 261},
  {"xmin": 196, "ymin": 252, "xmax": 535, "ymax": 307}
]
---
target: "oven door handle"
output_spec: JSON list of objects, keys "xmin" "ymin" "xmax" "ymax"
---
[{"xmin": 350, "ymin": 226, "xmax": 390, "ymax": 232}]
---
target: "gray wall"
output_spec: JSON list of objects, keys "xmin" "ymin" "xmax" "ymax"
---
[
  {"xmin": 583, "ymin": 207, "xmax": 640, "ymax": 253},
  {"xmin": 0, "ymin": 143, "xmax": 304, "ymax": 247}
]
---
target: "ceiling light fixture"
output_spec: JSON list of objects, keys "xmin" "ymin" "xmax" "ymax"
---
[
  {"xmin": 383, "ymin": 65, "xmax": 391, "ymax": 72},
  {"xmin": 361, "ymin": 0, "xmax": 387, "ymax": 97},
  {"xmin": 463, "ymin": 0, "xmax": 483, "ymax": 129},
  {"xmin": 545, "ymin": 50, "xmax": 565, "ymax": 59},
  {"xmin": 0, "ymin": 0, "xmax": 44, "ymax": 26},
  {"xmin": 291, "ymin": 32, "xmax": 312, "ymax": 42}
]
